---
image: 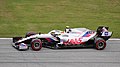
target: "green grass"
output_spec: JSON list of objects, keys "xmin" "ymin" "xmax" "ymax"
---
[{"xmin": 0, "ymin": 0, "xmax": 120, "ymax": 37}]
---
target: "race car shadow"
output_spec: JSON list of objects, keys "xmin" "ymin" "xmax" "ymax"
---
[
  {"xmin": 45, "ymin": 46, "xmax": 94, "ymax": 50},
  {"xmin": 60, "ymin": 47, "xmax": 94, "ymax": 49}
]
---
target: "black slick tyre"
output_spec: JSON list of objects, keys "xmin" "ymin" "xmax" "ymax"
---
[
  {"xmin": 31, "ymin": 39, "xmax": 42, "ymax": 51},
  {"xmin": 95, "ymin": 38, "xmax": 106, "ymax": 50}
]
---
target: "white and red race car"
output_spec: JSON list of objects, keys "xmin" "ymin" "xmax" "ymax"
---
[{"xmin": 12, "ymin": 26, "xmax": 112, "ymax": 51}]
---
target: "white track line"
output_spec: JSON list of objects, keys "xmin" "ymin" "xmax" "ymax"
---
[
  {"xmin": 0, "ymin": 38, "xmax": 12, "ymax": 39},
  {"xmin": 109, "ymin": 38, "xmax": 120, "ymax": 41}
]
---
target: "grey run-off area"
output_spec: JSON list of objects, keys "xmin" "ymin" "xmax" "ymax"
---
[{"xmin": 0, "ymin": 38, "xmax": 120, "ymax": 67}]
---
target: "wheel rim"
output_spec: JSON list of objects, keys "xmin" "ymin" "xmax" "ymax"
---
[
  {"xmin": 34, "ymin": 42, "xmax": 40, "ymax": 49},
  {"xmin": 98, "ymin": 42, "xmax": 104, "ymax": 49},
  {"xmin": 96, "ymin": 40, "xmax": 106, "ymax": 50},
  {"xmin": 31, "ymin": 39, "xmax": 42, "ymax": 51}
]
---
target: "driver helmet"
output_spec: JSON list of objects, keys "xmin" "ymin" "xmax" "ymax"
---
[{"xmin": 66, "ymin": 26, "xmax": 70, "ymax": 29}]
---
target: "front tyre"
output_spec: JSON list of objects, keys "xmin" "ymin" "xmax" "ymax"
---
[
  {"xmin": 95, "ymin": 38, "xmax": 106, "ymax": 50},
  {"xmin": 31, "ymin": 39, "xmax": 42, "ymax": 51}
]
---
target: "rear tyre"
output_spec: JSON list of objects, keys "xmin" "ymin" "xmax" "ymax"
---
[
  {"xmin": 95, "ymin": 38, "xmax": 106, "ymax": 50},
  {"xmin": 31, "ymin": 39, "xmax": 42, "ymax": 51}
]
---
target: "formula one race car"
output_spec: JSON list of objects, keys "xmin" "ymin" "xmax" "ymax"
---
[{"xmin": 12, "ymin": 26, "xmax": 112, "ymax": 51}]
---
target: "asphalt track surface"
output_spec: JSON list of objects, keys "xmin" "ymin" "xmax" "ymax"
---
[{"xmin": 0, "ymin": 39, "xmax": 120, "ymax": 67}]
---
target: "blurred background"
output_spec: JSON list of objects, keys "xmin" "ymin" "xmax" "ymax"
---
[{"xmin": 0, "ymin": 0, "xmax": 120, "ymax": 37}]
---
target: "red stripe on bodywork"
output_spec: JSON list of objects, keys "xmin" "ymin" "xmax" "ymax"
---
[{"xmin": 45, "ymin": 38, "xmax": 52, "ymax": 42}]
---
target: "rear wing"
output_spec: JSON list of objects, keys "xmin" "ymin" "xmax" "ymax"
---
[{"xmin": 97, "ymin": 26, "xmax": 113, "ymax": 41}]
